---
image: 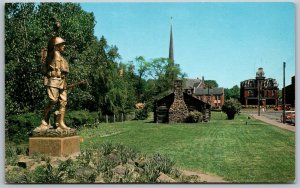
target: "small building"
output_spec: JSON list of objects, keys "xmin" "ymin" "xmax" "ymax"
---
[
  {"xmin": 240, "ymin": 68, "xmax": 279, "ymax": 108},
  {"xmin": 183, "ymin": 77, "xmax": 225, "ymax": 109},
  {"xmin": 154, "ymin": 79, "xmax": 211, "ymax": 123}
]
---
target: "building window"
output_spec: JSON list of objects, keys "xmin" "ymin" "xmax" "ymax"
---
[{"xmin": 248, "ymin": 90, "xmax": 254, "ymax": 97}]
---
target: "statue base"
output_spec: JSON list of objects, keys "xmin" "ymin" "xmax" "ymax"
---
[{"xmin": 29, "ymin": 136, "xmax": 80, "ymax": 157}]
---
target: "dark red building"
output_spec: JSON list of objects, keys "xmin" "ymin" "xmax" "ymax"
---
[
  {"xmin": 283, "ymin": 76, "xmax": 295, "ymax": 108},
  {"xmin": 240, "ymin": 68, "xmax": 279, "ymax": 108}
]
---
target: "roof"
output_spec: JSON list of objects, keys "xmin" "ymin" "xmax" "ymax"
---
[
  {"xmin": 155, "ymin": 92, "xmax": 211, "ymax": 108},
  {"xmin": 184, "ymin": 79, "xmax": 204, "ymax": 89},
  {"xmin": 194, "ymin": 87, "xmax": 224, "ymax": 96}
]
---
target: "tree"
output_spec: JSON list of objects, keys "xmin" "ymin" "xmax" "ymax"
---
[
  {"xmin": 88, "ymin": 36, "xmax": 134, "ymax": 115},
  {"xmin": 204, "ymin": 80, "xmax": 218, "ymax": 88},
  {"xmin": 132, "ymin": 56, "xmax": 149, "ymax": 102},
  {"xmin": 224, "ymin": 85, "xmax": 240, "ymax": 100},
  {"xmin": 221, "ymin": 99, "xmax": 241, "ymax": 120},
  {"xmin": 146, "ymin": 57, "xmax": 184, "ymax": 97},
  {"xmin": 5, "ymin": 2, "xmax": 96, "ymax": 115}
]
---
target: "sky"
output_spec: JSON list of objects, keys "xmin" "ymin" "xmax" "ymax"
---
[{"xmin": 80, "ymin": 2, "xmax": 295, "ymax": 89}]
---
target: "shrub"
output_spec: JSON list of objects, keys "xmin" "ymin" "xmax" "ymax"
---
[
  {"xmin": 32, "ymin": 161, "xmax": 66, "ymax": 183},
  {"xmin": 6, "ymin": 113, "xmax": 40, "ymax": 143},
  {"xmin": 150, "ymin": 153, "xmax": 175, "ymax": 174},
  {"xmin": 134, "ymin": 109, "xmax": 148, "ymax": 120},
  {"xmin": 65, "ymin": 110, "xmax": 99, "ymax": 129},
  {"xmin": 5, "ymin": 144, "xmax": 19, "ymax": 166},
  {"xmin": 221, "ymin": 98, "xmax": 242, "ymax": 120},
  {"xmin": 5, "ymin": 111, "xmax": 99, "ymax": 143},
  {"xmin": 5, "ymin": 166, "xmax": 32, "ymax": 183},
  {"xmin": 185, "ymin": 111, "xmax": 202, "ymax": 123},
  {"xmin": 142, "ymin": 153, "xmax": 175, "ymax": 182}
]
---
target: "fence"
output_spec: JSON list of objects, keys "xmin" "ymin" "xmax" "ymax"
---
[{"xmin": 98, "ymin": 112, "xmax": 136, "ymax": 123}]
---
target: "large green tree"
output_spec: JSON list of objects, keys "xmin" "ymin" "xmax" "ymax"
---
[
  {"xmin": 130, "ymin": 56, "xmax": 185, "ymax": 105},
  {"xmin": 5, "ymin": 2, "xmax": 132, "ymax": 116},
  {"xmin": 89, "ymin": 36, "xmax": 133, "ymax": 115}
]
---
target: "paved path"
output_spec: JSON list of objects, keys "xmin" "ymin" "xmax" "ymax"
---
[{"xmin": 247, "ymin": 113, "xmax": 295, "ymax": 132}]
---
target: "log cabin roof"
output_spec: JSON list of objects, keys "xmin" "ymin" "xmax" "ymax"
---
[{"xmin": 156, "ymin": 92, "xmax": 211, "ymax": 108}]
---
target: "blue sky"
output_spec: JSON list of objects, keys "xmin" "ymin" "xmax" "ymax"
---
[{"xmin": 80, "ymin": 2, "xmax": 295, "ymax": 88}]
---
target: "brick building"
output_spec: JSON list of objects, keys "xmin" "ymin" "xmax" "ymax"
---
[
  {"xmin": 183, "ymin": 77, "xmax": 225, "ymax": 109},
  {"xmin": 240, "ymin": 68, "xmax": 279, "ymax": 108},
  {"xmin": 283, "ymin": 76, "xmax": 295, "ymax": 107}
]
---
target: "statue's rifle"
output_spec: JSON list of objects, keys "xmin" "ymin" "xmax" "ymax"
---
[{"xmin": 67, "ymin": 80, "xmax": 87, "ymax": 90}]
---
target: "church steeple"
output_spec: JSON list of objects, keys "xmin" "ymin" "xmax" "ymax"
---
[
  {"xmin": 169, "ymin": 22, "xmax": 174, "ymax": 64},
  {"xmin": 167, "ymin": 19, "xmax": 178, "ymax": 88}
]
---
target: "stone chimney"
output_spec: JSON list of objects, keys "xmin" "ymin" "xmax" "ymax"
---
[{"xmin": 169, "ymin": 79, "xmax": 189, "ymax": 123}]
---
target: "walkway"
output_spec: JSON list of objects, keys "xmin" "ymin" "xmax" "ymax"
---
[{"xmin": 249, "ymin": 113, "xmax": 295, "ymax": 132}]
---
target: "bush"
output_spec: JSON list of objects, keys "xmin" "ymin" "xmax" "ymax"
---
[
  {"xmin": 143, "ymin": 153, "xmax": 175, "ymax": 182},
  {"xmin": 5, "ymin": 110, "xmax": 100, "ymax": 143},
  {"xmin": 221, "ymin": 99, "xmax": 242, "ymax": 120},
  {"xmin": 134, "ymin": 109, "xmax": 148, "ymax": 120},
  {"xmin": 6, "ymin": 113, "xmax": 40, "ymax": 143},
  {"xmin": 65, "ymin": 110, "xmax": 99, "ymax": 129},
  {"xmin": 185, "ymin": 111, "xmax": 202, "ymax": 123}
]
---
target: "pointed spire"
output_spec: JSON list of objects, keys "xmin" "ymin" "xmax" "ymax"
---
[{"xmin": 169, "ymin": 17, "xmax": 174, "ymax": 64}]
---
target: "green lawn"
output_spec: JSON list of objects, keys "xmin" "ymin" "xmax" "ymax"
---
[{"xmin": 79, "ymin": 112, "xmax": 295, "ymax": 183}]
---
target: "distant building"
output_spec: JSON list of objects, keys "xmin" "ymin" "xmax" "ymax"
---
[
  {"xmin": 183, "ymin": 77, "xmax": 225, "ymax": 109},
  {"xmin": 240, "ymin": 68, "xmax": 279, "ymax": 108},
  {"xmin": 154, "ymin": 79, "xmax": 211, "ymax": 123},
  {"xmin": 283, "ymin": 76, "xmax": 295, "ymax": 107}
]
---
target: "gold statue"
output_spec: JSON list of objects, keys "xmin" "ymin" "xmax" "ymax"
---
[{"xmin": 35, "ymin": 36, "xmax": 71, "ymax": 132}]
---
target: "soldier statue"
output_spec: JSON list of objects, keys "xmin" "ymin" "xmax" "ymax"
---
[{"xmin": 35, "ymin": 35, "xmax": 71, "ymax": 132}]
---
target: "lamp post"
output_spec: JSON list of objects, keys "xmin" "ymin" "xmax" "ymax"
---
[
  {"xmin": 283, "ymin": 62, "xmax": 286, "ymax": 124},
  {"xmin": 257, "ymin": 80, "xmax": 261, "ymax": 116},
  {"xmin": 256, "ymin": 68, "xmax": 265, "ymax": 116}
]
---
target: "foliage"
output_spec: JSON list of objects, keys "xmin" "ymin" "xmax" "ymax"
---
[
  {"xmin": 5, "ymin": 2, "xmax": 137, "ymax": 119},
  {"xmin": 88, "ymin": 36, "xmax": 131, "ymax": 114},
  {"xmin": 185, "ymin": 111, "xmax": 202, "ymax": 123},
  {"xmin": 204, "ymin": 80, "xmax": 218, "ymax": 88},
  {"xmin": 5, "ymin": 111, "xmax": 99, "ymax": 143},
  {"xmin": 5, "ymin": 142, "xmax": 28, "ymax": 166},
  {"xmin": 6, "ymin": 113, "xmax": 40, "ymax": 143},
  {"xmin": 221, "ymin": 98, "xmax": 241, "ymax": 120},
  {"xmin": 130, "ymin": 56, "xmax": 186, "ymax": 104},
  {"xmin": 134, "ymin": 108, "xmax": 149, "ymax": 120},
  {"xmin": 32, "ymin": 160, "xmax": 67, "ymax": 183},
  {"xmin": 150, "ymin": 153, "xmax": 175, "ymax": 174},
  {"xmin": 65, "ymin": 110, "xmax": 99, "ymax": 129},
  {"xmin": 224, "ymin": 85, "xmax": 240, "ymax": 100},
  {"xmin": 5, "ymin": 142, "xmax": 176, "ymax": 183},
  {"xmin": 5, "ymin": 166, "xmax": 33, "ymax": 183},
  {"xmin": 5, "ymin": 3, "xmax": 96, "ymax": 115},
  {"xmin": 5, "ymin": 2, "xmax": 187, "ymax": 124}
]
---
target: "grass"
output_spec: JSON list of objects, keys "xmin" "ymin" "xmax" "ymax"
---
[{"xmin": 79, "ymin": 112, "xmax": 295, "ymax": 183}]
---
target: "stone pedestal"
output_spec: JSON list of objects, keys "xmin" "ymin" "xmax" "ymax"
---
[{"xmin": 29, "ymin": 136, "xmax": 80, "ymax": 157}]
